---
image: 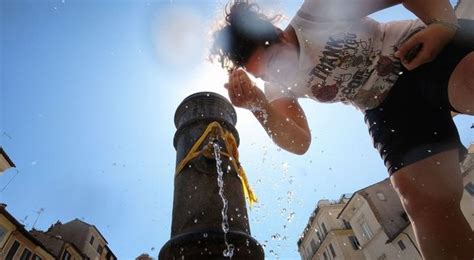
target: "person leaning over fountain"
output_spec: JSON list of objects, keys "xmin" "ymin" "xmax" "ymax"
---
[{"xmin": 210, "ymin": 0, "xmax": 474, "ymax": 258}]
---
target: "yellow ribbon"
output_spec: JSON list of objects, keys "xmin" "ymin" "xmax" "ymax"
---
[{"xmin": 175, "ymin": 122, "xmax": 257, "ymax": 207}]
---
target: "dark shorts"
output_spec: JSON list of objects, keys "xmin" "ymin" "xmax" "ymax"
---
[{"xmin": 364, "ymin": 19, "xmax": 474, "ymax": 175}]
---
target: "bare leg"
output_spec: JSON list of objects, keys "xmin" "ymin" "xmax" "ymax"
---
[
  {"xmin": 390, "ymin": 149, "xmax": 474, "ymax": 260},
  {"xmin": 448, "ymin": 52, "xmax": 474, "ymax": 115}
]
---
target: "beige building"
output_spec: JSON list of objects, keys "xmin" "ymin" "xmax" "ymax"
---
[
  {"xmin": 31, "ymin": 229, "xmax": 84, "ymax": 260},
  {"xmin": 0, "ymin": 203, "xmax": 55, "ymax": 260},
  {"xmin": 298, "ymin": 181, "xmax": 421, "ymax": 260},
  {"xmin": 45, "ymin": 219, "xmax": 117, "ymax": 260},
  {"xmin": 338, "ymin": 179, "xmax": 421, "ymax": 260},
  {"xmin": 0, "ymin": 147, "xmax": 15, "ymax": 174},
  {"xmin": 456, "ymin": 0, "xmax": 474, "ymax": 19},
  {"xmin": 298, "ymin": 145, "xmax": 474, "ymax": 260},
  {"xmin": 297, "ymin": 195, "xmax": 366, "ymax": 260},
  {"xmin": 136, "ymin": 253, "xmax": 154, "ymax": 260},
  {"xmin": 460, "ymin": 144, "xmax": 474, "ymax": 229}
]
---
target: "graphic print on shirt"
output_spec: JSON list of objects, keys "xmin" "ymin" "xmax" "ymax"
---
[
  {"xmin": 306, "ymin": 32, "xmax": 400, "ymax": 107},
  {"xmin": 356, "ymin": 26, "xmax": 425, "ymax": 109},
  {"xmin": 306, "ymin": 32, "xmax": 384, "ymax": 103}
]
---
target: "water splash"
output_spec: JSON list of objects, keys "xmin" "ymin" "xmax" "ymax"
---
[
  {"xmin": 250, "ymin": 106, "xmax": 269, "ymax": 125},
  {"xmin": 213, "ymin": 142, "xmax": 235, "ymax": 258}
]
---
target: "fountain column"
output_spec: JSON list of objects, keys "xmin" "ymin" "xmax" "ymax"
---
[{"xmin": 159, "ymin": 92, "xmax": 264, "ymax": 259}]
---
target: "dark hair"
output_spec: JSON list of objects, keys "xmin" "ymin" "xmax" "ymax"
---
[{"xmin": 210, "ymin": 1, "xmax": 282, "ymax": 71}]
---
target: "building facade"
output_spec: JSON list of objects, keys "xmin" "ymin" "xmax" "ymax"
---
[
  {"xmin": 297, "ymin": 195, "xmax": 366, "ymax": 260},
  {"xmin": 460, "ymin": 144, "xmax": 474, "ymax": 229},
  {"xmin": 45, "ymin": 219, "xmax": 117, "ymax": 260},
  {"xmin": 0, "ymin": 147, "xmax": 15, "ymax": 174},
  {"xmin": 298, "ymin": 145, "xmax": 474, "ymax": 260},
  {"xmin": 31, "ymin": 229, "xmax": 84, "ymax": 260},
  {"xmin": 136, "ymin": 253, "xmax": 154, "ymax": 260},
  {"xmin": 0, "ymin": 204, "xmax": 55, "ymax": 260},
  {"xmin": 456, "ymin": 0, "xmax": 474, "ymax": 19},
  {"xmin": 337, "ymin": 180, "xmax": 422, "ymax": 260}
]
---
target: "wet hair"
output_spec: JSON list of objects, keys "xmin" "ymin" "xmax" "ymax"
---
[{"xmin": 210, "ymin": 1, "xmax": 282, "ymax": 71}]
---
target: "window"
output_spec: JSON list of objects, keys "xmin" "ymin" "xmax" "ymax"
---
[
  {"xmin": 323, "ymin": 251, "xmax": 328, "ymax": 260},
  {"xmin": 32, "ymin": 255, "xmax": 42, "ymax": 260},
  {"xmin": 376, "ymin": 192, "xmax": 386, "ymax": 201},
  {"xmin": 348, "ymin": 235, "xmax": 361, "ymax": 250},
  {"xmin": 401, "ymin": 212, "xmax": 409, "ymax": 222},
  {"xmin": 97, "ymin": 244, "xmax": 103, "ymax": 254},
  {"xmin": 342, "ymin": 219, "xmax": 351, "ymax": 229},
  {"xmin": 89, "ymin": 235, "xmax": 95, "ymax": 245},
  {"xmin": 398, "ymin": 240, "xmax": 406, "ymax": 250},
  {"xmin": 309, "ymin": 239, "xmax": 317, "ymax": 254},
  {"xmin": 360, "ymin": 219, "xmax": 374, "ymax": 239},
  {"xmin": 62, "ymin": 250, "xmax": 71, "ymax": 260},
  {"xmin": 316, "ymin": 230, "xmax": 322, "ymax": 242},
  {"xmin": 6, "ymin": 240, "xmax": 20, "ymax": 260},
  {"xmin": 0, "ymin": 225, "xmax": 6, "ymax": 241},
  {"xmin": 306, "ymin": 248, "xmax": 311, "ymax": 260},
  {"xmin": 321, "ymin": 223, "xmax": 328, "ymax": 236},
  {"xmin": 20, "ymin": 248, "xmax": 32, "ymax": 260},
  {"xmin": 329, "ymin": 243, "xmax": 336, "ymax": 257},
  {"xmin": 465, "ymin": 182, "xmax": 474, "ymax": 196}
]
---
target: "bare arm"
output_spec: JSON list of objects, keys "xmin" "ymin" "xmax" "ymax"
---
[
  {"xmin": 402, "ymin": 0, "xmax": 457, "ymax": 24},
  {"xmin": 303, "ymin": 0, "xmax": 402, "ymax": 20},
  {"xmin": 252, "ymin": 97, "xmax": 311, "ymax": 155},
  {"xmin": 307, "ymin": 0, "xmax": 459, "ymax": 70},
  {"xmin": 225, "ymin": 69, "xmax": 311, "ymax": 155},
  {"xmin": 395, "ymin": 0, "xmax": 458, "ymax": 70}
]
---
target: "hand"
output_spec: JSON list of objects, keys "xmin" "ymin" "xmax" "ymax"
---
[
  {"xmin": 225, "ymin": 69, "xmax": 267, "ymax": 110},
  {"xmin": 394, "ymin": 24, "xmax": 456, "ymax": 70}
]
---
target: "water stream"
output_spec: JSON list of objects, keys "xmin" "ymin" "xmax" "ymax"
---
[{"xmin": 213, "ymin": 142, "xmax": 235, "ymax": 258}]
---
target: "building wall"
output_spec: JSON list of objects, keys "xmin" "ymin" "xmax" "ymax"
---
[
  {"xmin": 83, "ymin": 227, "xmax": 108, "ymax": 260},
  {"xmin": 461, "ymin": 147, "xmax": 474, "ymax": 230},
  {"xmin": 61, "ymin": 243, "xmax": 84, "ymax": 260},
  {"xmin": 47, "ymin": 219, "xmax": 114, "ymax": 260},
  {"xmin": 456, "ymin": 0, "xmax": 474, "ymax": 19},
  {"xmin": 312, "ymin": 229, "xmax": 365, "ymax": 260},
  {"xmin": 0, "ymin": 214, "xmax": 16, "ymax": 250},
  {"xmin": 299, "ymin": 200, "xmax": 365, "ymax": 260},
  {"xmin": 1, "ymin": 231, "xmax": 55, "ymax": 260}
]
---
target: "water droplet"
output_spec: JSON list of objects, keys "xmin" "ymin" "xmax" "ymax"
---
[
  {"xmin": 203, "ymin": 233, "xmax": 208, "ymax": 238},
  {"xmin": 223, "ymin": 244, "xmax": 235, "ymax": 257},
  {"xmin": 194, "ymin": 219, "xmax": 198, "ymax": 223}
]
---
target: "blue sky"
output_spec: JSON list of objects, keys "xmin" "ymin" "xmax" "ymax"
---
[{"xmin": 0, "ymin": 0, "xmax": 471, "ymax": 259}]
